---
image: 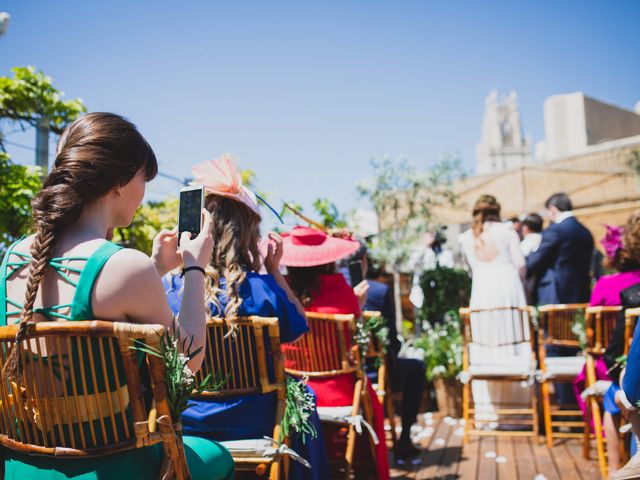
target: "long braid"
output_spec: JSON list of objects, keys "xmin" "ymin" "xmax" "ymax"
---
[
  {"xmin": 3, "ymin": 228, "xmax": 56, "ymax": 380},
  {"xmin": 2, "ymin": 112, "xmax": 158, "ymax": 381}
]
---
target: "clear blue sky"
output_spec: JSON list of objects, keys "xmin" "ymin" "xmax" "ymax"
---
[{"xmin": 2, "ymin": 1, "xmax": 639, "ymax": 224}]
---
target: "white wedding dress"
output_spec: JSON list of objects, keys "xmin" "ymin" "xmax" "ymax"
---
[{"xmin": 459, "ymin": 221, "xmax": 531, "ymax": 425}]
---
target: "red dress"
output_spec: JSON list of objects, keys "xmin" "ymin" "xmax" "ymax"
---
[{"xmin": 304, "ymin": 274, "xmax": 390, "ymax": 480}]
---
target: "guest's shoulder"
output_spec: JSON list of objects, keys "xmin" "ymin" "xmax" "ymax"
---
[{"xmin": 367, "ymin": 279, "xmax": 389, "ymax": 297}]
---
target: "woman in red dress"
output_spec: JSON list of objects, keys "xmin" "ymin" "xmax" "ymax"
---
[{"xmin": 279, "ymin": 226, "xmax": 390, "ymax": 480}]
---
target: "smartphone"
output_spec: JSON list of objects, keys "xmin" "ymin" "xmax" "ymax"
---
[
  {"xmin": 178, "ymin": 185, "xmax": 204, "ymax": 245},
  {"xmin": 348, "ymin": 260, "xmax": 364, "ymax": 288}
]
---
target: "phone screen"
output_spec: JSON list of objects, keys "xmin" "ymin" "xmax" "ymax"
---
[
  {"xmin": 178, "ymin": 187, "xmax": 203, "ymax": 241},
  {"xmin": 348, "ymin": 260, "xmax": 364, "ymax": 288}
]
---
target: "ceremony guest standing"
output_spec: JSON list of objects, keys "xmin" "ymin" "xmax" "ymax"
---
[
  {"xmin": 526, "ymin": 193, "xmax": 594, "ymax": 305},
  {"xmin": 520, "ymin": 213, "xmax": 543, "ymax": 304},
  {"xmin": 526, "ymin": 192, "xmax": 594, "ymax": 406}
]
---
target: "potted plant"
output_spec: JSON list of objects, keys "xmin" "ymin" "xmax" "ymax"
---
[{"xmin": 414, "ymin": 311, "xmax": 464, "ymax": 417}]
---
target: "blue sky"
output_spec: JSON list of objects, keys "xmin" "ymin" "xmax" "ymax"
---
[{"xmin": 1, "ymin": 1, "xmax": 639, "ymax": 226}]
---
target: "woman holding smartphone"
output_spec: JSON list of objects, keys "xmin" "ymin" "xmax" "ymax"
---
[
  {"xmin": 163, "ymin": 155, "xmax": 330, "ymax": 480},
  {"xmin": 0, "ymin": 113, "xmax": 234, "ymax": 480}
]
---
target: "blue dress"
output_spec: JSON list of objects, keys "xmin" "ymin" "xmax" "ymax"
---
[{"xmin": 163, "ymin": 272, "xmax": 329, "ymax": 480}]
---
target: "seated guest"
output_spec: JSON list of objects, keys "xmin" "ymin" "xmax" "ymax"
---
[
  {"xmin": 163, "ymin": 155, "xmax": 328, "ymax": 480},
  {"xmin": 280, "ymin": 227, "xmax": 390, "ymax": 480},
  {"xmin": 572, "ymin": 219, "xmax": 640, "ymax": 475},
  {"xmin": 0, "ymin": 113, "xmax": 233, "ymax": 480},
  {"xmin": 341, "ymin": 241, "xmax": 426, "ymax": 460}
]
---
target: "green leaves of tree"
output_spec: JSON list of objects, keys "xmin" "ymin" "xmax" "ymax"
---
[
  {"xmin": 0, "ymin": 66, "xmax": 86, "ymax": 140},
  {"xmin": 0, "ymin": 153, "xmax": 42, "ymax": 252}
]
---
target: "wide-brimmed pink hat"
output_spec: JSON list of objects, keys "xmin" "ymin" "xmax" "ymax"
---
[{"xmin": 278, "ymin": 226, "xmax": 360, "ymax": 267}]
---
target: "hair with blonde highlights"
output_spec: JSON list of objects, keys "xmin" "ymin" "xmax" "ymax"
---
[
  {"xmin": 203, "ymin": 195, "xmax": 261, "ymax": 333},
  {"xmin": 471, "ymin": 194, "xmax": 501, "ymax": 237}
]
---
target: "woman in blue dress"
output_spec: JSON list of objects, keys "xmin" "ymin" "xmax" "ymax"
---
[{"xmin": 163, "ymin": 155, "xmax": 330, "ymax": 479}]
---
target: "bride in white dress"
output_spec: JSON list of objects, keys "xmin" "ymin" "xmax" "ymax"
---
[{"xmin": 458, "ymin": 195, "xmax": 531, "ymax": 425}]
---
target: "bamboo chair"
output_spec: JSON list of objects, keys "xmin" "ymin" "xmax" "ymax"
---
[
  {"xmin": 583, "ymin": 306, "xmax": 622, "ymax": 479},
  {"xmin": 282, "ymin": 311, "xmax": 379, "ymax": 479},
  {"xmin": 538, "ymin": 303, "xmax": 589, "ymax": 448},
  {"xmin": 459, "ymin": 306, "xmax": 538, "ymax": 442},
  {"xmin": 0, "ymin": 320, "xmax": 190, "ymax": 480},
  {"xmin": 193, "ymin": 316, "xmax": 287, "ymax": 479},
  {"xmin": 624, "ymin": 307, "xmax": 640, "ymax": 356},
  {"xmin": 363, "ymin": 310, "xmax": 397, "ymax": 449}
]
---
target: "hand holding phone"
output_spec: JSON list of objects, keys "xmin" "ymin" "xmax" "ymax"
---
[
  {"xmin": 178, "ymin": 185, "xmax": 205, "ymax": 245},
  {"xmin": 348, "ymin": 260, "xmax": 364, "ymax": 288}
]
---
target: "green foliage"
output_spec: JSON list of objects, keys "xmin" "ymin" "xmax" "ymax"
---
[
  {"xmin": 416, "ymin": 266, "xmax": 471, "ymax": 325},
  {"xmin": 414, "ymin": 312, "xmax": 463, "ymax": 381},
  {"xmin": 0, "ymin": 66, "xmax": 86, "ymax": 141},
  {"xmin": 131, "ymin": 321, "xmax": 226, "ymax": 421},
  {"xmin": 312, "ymin": 197, "xmax": 347, "ymax": 229},
  {"xmin": 628, "ymin": 150, "xmax": 640, "ymax": 177},
  {"xmin": 0, "ymin": 152, "xmax": 42, "ymax": 252},
  {"xmin": 112, "ymin": 197, "xmax": 178, "ymax": 255},
  {"xmin": 571, "ymin": 311, "xmax": 588, "ymax": 351},
  {"xmin": 281, "ymin": 377, "xmax": 318, "ymax": 444},
  {"xmin": 357, "ymin": 154, "xmax": 461, "ymax": 271},
  {"xmin": 354, "ymin": 315, "xmax": 389, "ymax": 363}
]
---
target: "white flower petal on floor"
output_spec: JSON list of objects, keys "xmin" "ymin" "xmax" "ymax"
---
[
  {"xmin": 435, "ymin": 438, "xmax": 446, "ymax": 445},
  {"xmin": 484, "ymin": 451, "xmax": 497, "ymax": 458},
  {"xmin": 454, "ymin": 427, "xmax": 464, "ymax": 437},
  {"xmin": 534, "ymin": 475, "xmax": 548, "ymax": 480},
  {"xmin": 495, "ymin": 456, "xmax": 507, "ymax": 464},
  {"xmin": 410, "ymin": 424, "xmax": 423, "ymax": 434}
]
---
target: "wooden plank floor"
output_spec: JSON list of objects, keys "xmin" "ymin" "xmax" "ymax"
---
[{"xmin": 387, "ymin": 414, "xmax": 601, "ymax": 480}]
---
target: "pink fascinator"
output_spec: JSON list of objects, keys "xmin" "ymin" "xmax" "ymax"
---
[
  {"xmin": 601, "ymin": 224, "xmax": 624, "ymax": 259},
  {"xmin": 191, "ymin": 154, "xmax": 260, "ymax": 216}
]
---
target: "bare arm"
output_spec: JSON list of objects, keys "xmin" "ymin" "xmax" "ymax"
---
[
  {"xmin": 94, "ymin": 211, "xmax": 214, "ymax": 371},
  {"xmin": 263, "ymin": 231, "xmax": 306, "ymax": 317}
]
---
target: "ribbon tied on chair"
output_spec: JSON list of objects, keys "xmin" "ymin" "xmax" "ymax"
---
[
  {"xmin": 262, "ymin": 436, "xmax": 311, "ymax": 468},
  {"xmin": 344, "ymin": 414, "xmax": 379, "ymax": 445}
]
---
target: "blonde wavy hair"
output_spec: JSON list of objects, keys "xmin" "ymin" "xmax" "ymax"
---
[{"xmin": 204, "ymin": 194, "xmax": 261, "ymax": 334}]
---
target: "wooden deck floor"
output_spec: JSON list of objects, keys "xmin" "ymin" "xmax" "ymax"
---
[{"xmin": 387, "ymin": 414, "xmax": 601, "ymax": 480}]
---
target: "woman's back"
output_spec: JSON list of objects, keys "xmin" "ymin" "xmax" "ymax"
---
[{"xmin": 460, "ymin": 222, "xmax": 526, "ymax": 309}]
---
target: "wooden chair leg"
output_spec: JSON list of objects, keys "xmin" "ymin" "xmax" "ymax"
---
[
  {"xmin": 590, "ymin": 396, "xmax": 608, "ymax": 480},
  {"xmin": 384, "ymin": 388, "xmax": 397, "ymax": 448},
  {"xmin": 361, "ymin": 383, "xmax": 380, "ymax": 471},
  {"xmin": 270, "ymin": 459, "xmax": 281, "ymax": 480},
  {"xmin": 541, "ymin": 380, "xmax": 554, "ymax": 448},
  {"xmin": 532, "ymin": 381, "xmax": 540, "ymax": 439},
  {"xmin": 462, "ymin": 380, "xmax": 470, "ymax": 443}
]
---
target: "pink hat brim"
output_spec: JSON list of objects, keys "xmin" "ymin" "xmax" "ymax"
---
[{"xmin": 276, "ymin": 233, "xmax": 360, "ymax": 267}]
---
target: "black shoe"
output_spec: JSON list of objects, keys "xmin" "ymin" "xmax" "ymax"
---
[{"xmin": 394, "ymin": 440, "xmax": 421, "ymax": 460}]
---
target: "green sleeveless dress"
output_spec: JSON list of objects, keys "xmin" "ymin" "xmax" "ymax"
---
[{"xmin": 0, "ymin": 239, "xmax": 234, "ymax": 480}]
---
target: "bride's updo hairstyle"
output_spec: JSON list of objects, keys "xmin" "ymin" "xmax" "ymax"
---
[
  {"xmin": 4, "ymin": 112, "xmax": 158, "ymax": 380},
  {"xmin": 472, "ymin": 194, "xmax": 501, "ymax": 237}
]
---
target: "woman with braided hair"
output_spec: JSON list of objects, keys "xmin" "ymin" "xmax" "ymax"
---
[
  {"xmin": 458, "ymin": 195, "xmax": 529, "ymax": 427},
  {"xmin": 0, "ymin": 112, "xmax": 234, "ymax": 479}
]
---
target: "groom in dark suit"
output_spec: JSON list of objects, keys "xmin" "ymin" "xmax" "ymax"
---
[
  {"xmin": 526, "ymin": 192, "xmax": 594, "ymax": 305},
  {"xmin": 526, "ymin": 192, "xmax": 594, "ymax": 405}
]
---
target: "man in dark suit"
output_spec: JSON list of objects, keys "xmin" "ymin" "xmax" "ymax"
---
[
  {"xmin": 526, "ymin": 192, "xmax": 594, "ymax": 405},
  {"xmin": 341, "ymin": 244, "xmax": 426, "ymax": 461},
  {"xmin": 526, "ymin": 192, "xmax": 594, "ymax": 305}
]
